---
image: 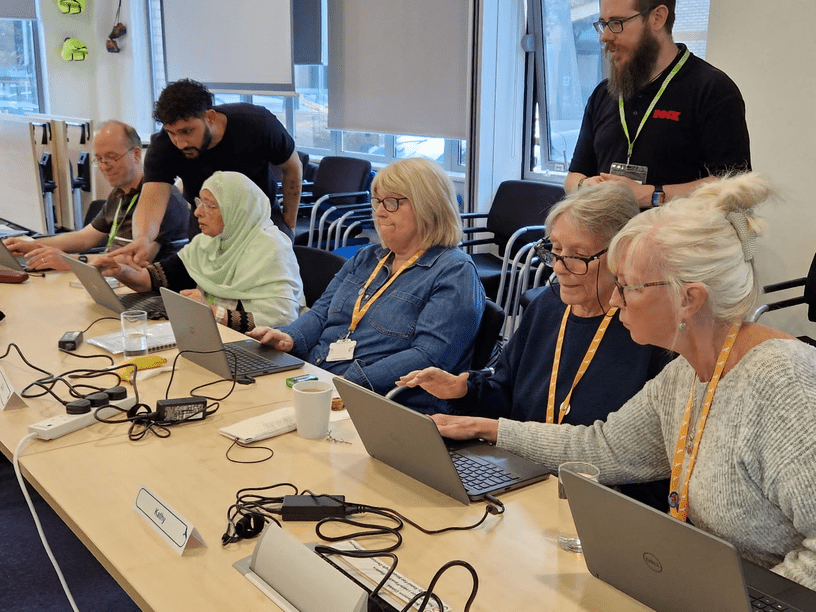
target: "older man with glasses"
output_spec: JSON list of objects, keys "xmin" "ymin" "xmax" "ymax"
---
[
  {"xmin": 3, "ymin": 121, "xmax": 189, "ymax": 271},
  {"xmin": 564, "ymin": 0, "xmax": 751, "ymax": 210}
]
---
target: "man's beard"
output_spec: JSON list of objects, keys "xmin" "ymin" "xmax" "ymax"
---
[
  {"xmin": 182, "ymin": 124, "xmax": 213, "ymax": 158},
  {"xmin": 605, "ymin": 28, "xmax": 661, "ymax": 100}
]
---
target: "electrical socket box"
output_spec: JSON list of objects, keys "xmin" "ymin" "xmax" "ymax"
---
[{"xmin": 28, "ymin": 395, "xmax": 136, "ymax": 440}]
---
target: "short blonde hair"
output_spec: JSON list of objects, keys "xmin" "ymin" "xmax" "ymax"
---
[
  {"xmin": 371, "ymin": 158, "xmax": 462, "ymax": 249},
  {"xmin": 544, "ymin": 183, "xmax": 640, "ymax": 246},
  {"xmin": 608, "ymin": 173, "xmax": 772, "ymax": 321}
]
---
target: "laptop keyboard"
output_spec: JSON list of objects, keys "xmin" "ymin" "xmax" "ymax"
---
[
  {"xmin": 225, "ymin": 345, "xmax": 275, "ymax": 375},
  {"xmin": 120, "ymin": 293, "xmax": 167, "ymax": 319},
  {"xmin": 750, "ymin": 586, "xmax": 796, "ymax": 610},
  {"xmin": 449, "ymin": 450, "xmax": 519, "ymax": 491}
]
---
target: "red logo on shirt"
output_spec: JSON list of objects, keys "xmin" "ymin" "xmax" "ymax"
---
[{"xmin": 653, "ymin": 109, "xmax": 681, "ymax": 121}]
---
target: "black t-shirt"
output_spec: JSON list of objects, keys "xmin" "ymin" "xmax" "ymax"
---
[
  {"xmin": 569, "ymin": 45, "xmax": 751, "ymax": 186},
  {"xmin": 143, "ymin": 102, "xmax": 295, "ymax": 217}
]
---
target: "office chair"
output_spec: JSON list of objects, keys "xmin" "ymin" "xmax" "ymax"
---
[
  {"xmin": 460, "ymin": 180, "xmax": 564, "ymax": 303},
  {"xmin": 293, "ymin": 245, "xmax": 348, "ymax": 308},
  {"xmin": 471, "ymin": 299, "xmax": 506, "ymax": 371},
  {"xmin": 294, "ymin": 156, "xmax": 373, "ymax": 249},
  {"xmin": 83, "ymin": 199, "xmax": 105, "ymax": 227},
  {"xmin": 748, "ymin": 251, "xmax": 816, "ymax": 346}
]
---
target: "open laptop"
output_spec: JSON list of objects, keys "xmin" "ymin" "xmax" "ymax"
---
[
  {"xmin": 0, "ymin": 239, "xmax": 52, "ymax": 273},
  {"xmin": 160, "ymin": 286, "xmax": 303, "ymax": 380},
  {"xmin": 62, "ymin": 254, "xmax": 167, "ymax": 318},
  {"xmin": 560, "ymin": 469, "xmax": 816, "ymax": 612},
  {"xmin": 333, "ymin": 377, "xmax": 550, "ymax": 505}
]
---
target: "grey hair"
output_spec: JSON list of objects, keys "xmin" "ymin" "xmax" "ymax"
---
[
  {"xmin": 608, "ymin": 173, "xmax": 772, "ymax": 322},
  {"xmin": 544, "ymin": 183, "xmax": 640, "ymax": 246}
]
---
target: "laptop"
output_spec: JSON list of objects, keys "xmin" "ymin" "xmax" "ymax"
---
[
  {"xmin": 333, "ymin": 377, "xmax": 550, "ymax": 505},
  {"xmin": 0, "ymin": 239, "xmax": 52, "ymax": 273},
  {"xmin": 560, "ymin": 469, "xmax": 816, "ymax": 612},
  {"xmin": 160, "ymin": 286, "xmax": 303, "ymax": 380},
  {"xmin": 62, "ymin": 254, "xmax": 167, "ymax": 319}
]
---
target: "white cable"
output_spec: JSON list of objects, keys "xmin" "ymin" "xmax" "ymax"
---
[{"xmin": 13, "ymin": 432, "xmax": 80, "ymax": 612}]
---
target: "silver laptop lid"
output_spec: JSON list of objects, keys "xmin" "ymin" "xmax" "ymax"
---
[
  {"xmin": 62, "ymin": 254, "xmax": 126, "ymax": 313},
  {"xmin": 0, "ymin": 240, "xmax": 27, "ymax": 272},
  {"xmin": 561, "ymin": 469, "xmax": 751, "ymax": 612}
]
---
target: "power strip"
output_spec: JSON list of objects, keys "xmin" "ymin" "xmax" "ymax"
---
[{"xmin": 28, "ymin": 396, "xmax": 136, "ymax": 440}]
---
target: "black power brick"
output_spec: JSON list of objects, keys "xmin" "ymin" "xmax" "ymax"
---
[
  {"xmin": 281, "ymin": 495, "xmax": 346, "ymax": 521},
  {"xmin": 156, "ymin": 397, "xmax": 207, "ymax": 422}
]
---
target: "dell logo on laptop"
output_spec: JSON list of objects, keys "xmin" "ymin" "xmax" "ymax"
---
[{"xmin": 643, "ymin": 552, "xmax": 663, "ymax": 573}]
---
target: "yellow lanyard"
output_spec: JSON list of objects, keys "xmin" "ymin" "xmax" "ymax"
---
[
  {"xmin": 668, "ymin": 321, "xmax": 741, "ymax": 522},
  {"xmin": 546, "ymin": 305, "xmax": 618, "ymax": 424},
  {"xmin": 618, "ymin": 48, "xmax": 690, "ymax": 163},
  {"xmin": 347, "ymin": 249, "xmax": 425, "ymax": 334},
  {"xmin": 106, "ymin": 192, "xmax": 139, "ymax": 248}
]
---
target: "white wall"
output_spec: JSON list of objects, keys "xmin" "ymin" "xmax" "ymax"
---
[
  {"xmin": 707, "ymin": 0, "xmax": 816, "ymax": 338},
  {"xmin": 38, "ymin": 0, "xmax": 153, "ymax": 136}
]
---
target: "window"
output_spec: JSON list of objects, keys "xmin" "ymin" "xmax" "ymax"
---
[
  {"xmin": 146, "ymin": 0, "xmax": 465, "ymax": 175},
  {"xmin": 0, "ymin": 19, "xmax": 43, "ymax": 115},
  {"xmin": 524, "ymin": 0, "xmax": 710, "ymax": 181}
]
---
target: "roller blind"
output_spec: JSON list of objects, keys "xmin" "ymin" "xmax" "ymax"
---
[
  {"xmin": 161, "ymin": 0, "xmax": 294, "ymax": 94},
  {"xmin": 327, "ymin": 0, "xmax": 471, "ymax": 139},
  {"xmin": 0, "ymin": 0, "xmax": 37, "ymax": 20}
]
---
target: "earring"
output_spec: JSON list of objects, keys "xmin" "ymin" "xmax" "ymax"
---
[{"xmin": 678, "ymin": 321, "xmax": 687, "ymax": 331}]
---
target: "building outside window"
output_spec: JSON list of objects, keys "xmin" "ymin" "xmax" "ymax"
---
[{"xmin": 0, "ymin": 19, "xmax": 43, "ymax": 116}]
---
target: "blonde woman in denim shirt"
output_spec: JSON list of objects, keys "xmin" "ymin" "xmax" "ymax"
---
[{"xmin": 249, "ymin": 158, "xmax": 485, "ymax": 413}]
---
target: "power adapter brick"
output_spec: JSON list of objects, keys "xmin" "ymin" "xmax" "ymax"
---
[{"xmin": 281, "ymin": 495, "xmax": 346, "ymax": 521}]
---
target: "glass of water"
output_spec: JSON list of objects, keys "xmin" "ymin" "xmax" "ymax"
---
[
  {"xmin": 557, "ymin": 461, "xmax": 600, "ymax": 553},
  {"xmin": 120, "ymin": 310, "xmax": 148, "ymax": 357}
]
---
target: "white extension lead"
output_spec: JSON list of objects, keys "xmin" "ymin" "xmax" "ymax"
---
[{"xmin": 13, "ymin": 433, "xmax": 80, "ymax": 612}]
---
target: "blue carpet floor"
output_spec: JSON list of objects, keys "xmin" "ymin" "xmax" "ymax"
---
[{"xmin": 0, "ymin": 453, "xmax": 140, "ymax": 611}]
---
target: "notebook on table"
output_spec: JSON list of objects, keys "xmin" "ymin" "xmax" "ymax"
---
[
  {"xmin": 560, "ymin": 468, "xmax": 816, "ymax": 612},
  {"xmin": 333, "ymin": 377, "xmax": 550, "ymax": 505},
  {"xmin": 0, "ymin": 239, "xmax": 53, "ymax": 273},
  {"xmin": 160, "ymin": 287, "xmax": 303, "ymax": 380},
  {"xmin": 62, "ymin": 254, "xmax": 166, "ymax": 319}
]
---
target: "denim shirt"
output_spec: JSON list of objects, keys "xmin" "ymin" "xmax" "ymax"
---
[{"xmin": 279, "ymin": 244, "xmax": 485, "ymax": 413}]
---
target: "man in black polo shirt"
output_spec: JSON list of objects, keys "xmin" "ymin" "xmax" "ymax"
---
[
  {"xmin": 565, "ymin": 0, "xmax": 750, "ymax": 209},
  {"xmin": 127, "ymin": 79, "xmax": 302, "ymax": 261}
]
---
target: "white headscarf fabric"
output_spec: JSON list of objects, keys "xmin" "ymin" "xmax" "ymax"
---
[{"xmin": 177, "ymin": 171, "xmax": 303, "ymax": 326}]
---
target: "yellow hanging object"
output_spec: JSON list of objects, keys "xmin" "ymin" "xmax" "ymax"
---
[
  {"xmin": 118, "ymin": 355, "xmax": 168, "ymax": 383},
  {"xmin": 61, "ymin": 38, "xmax": 88, "ymax": 61}
]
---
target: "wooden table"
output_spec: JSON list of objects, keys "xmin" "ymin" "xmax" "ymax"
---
[{"xmin": 0, "ymin": 271, "xmax": 651, "ymax": 611}]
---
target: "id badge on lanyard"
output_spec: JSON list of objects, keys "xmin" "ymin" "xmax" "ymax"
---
[{"xmin": 327, "ymin": 338, "xmax": 357, "ymax": 362}]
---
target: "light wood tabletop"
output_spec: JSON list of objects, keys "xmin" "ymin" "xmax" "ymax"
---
[{"xmin": 0, "ymin": 270, "xmax": 651, "ymax": 611}]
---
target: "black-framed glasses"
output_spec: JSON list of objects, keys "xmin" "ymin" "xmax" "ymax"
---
[
  {"xmin": 371, "ymin": 196, "xmax": 408, "ymax": 212},
  {"xmin": 91, "ymin": 146, "xmax": 137, "ymax": 167},
  {"xmin": 534, "ymin": 241, "xmax": 607, "ymax": 275},
  {"xmin": 593, "ymin": 9, "xmax": 650, "ymax": 34},
  {"xmin": 614, "ymin": 280, "xmax": 671, "ymax": 306}
]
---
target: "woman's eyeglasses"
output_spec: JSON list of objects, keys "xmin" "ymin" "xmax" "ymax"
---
[
  {"xmin": 613, "ymin": 280, "xmax": 671, "ymax": 306},
  {"xmin": 194, "ymin": 197, "xmax": 220, "ymax": 212},
  {"xmin": 534, "ymin": 241, "xmax": 607, "ymax": 275},
  {"xmin": 371, "ymin": 196, "xmax": 408, "ymax": 212}
]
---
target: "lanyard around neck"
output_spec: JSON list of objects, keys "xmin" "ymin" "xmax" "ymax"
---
[
  {"xmin": 618, "ymin": 48, "xmax": 690, "ymax": 163},
  {"xmin": 106, "ymin": 192, "xmax": 139, "ymax": 247},
  {"xmin": 546, "ymin": 305, "xmax": 618, "ymax": 424},
  {"xmin": 347, "ymin": 249, "xmax": 425, "ymax": 334},
  {"xmin": 668, "ymin": 321, "xmax": 741, "ymax": 522}
]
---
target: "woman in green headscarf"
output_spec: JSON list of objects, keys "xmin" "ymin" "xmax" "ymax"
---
[{"xmin": 101, "ymin": 171, "xmax": 303, "ymax": 331}]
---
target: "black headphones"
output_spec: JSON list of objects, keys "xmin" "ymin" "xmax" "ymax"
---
[{"xmin": 222, "ymin": 511, "xmax": 266, "ymax": 545}]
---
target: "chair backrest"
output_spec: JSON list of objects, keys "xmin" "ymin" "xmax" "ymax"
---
[
  {"xmin": 806, "ymin": 251, "xmax": 816, "ymax": 322},
  {"xmin": 313, "ymin": 156, "xmax": 373, "ymax": 203},
  {"xmin": 486, "ymin": 180, "xmax": 565, "ymax": 250},
  {"xmin": 293, "ymin": 245, "xmax": 348, "ymax": 307},
  {"xmin": 471, "ymin": 299, "xmax": 506, "ymax": 371},
  {"xmin": 83, "ymin": 198, "xmax": 105, "ymax": 227}
]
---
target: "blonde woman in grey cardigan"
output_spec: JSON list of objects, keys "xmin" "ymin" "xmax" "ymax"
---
[{"xmin": 431, "ymin": 173, "xmax": 816, "ymax": 591}]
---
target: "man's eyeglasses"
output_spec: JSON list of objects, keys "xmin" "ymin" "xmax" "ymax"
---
[
  {"xmin": 194, "ymin": 197, "xmax": 220, "ymax": 212},
  {"xmin": 91, "ymin": 147, "xmax": 137, "ymax": 167},
  {"xmin": 593, "ymin": 8, "xmax": 650, "ymax": 34},
  {"xmin": 371, "ymin": 196, "xmax": 408, "ymax": 212},
  {"xmin": 613, "ymin": 280, "xmax": 671, "ymax": 306},
  {"xmin": 534, "ymin": 241, "xmax": 607, "ymax": 275}
]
